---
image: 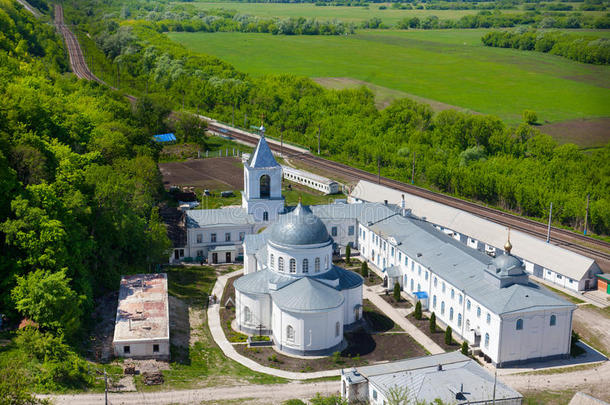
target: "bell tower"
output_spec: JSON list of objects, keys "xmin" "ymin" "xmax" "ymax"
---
[{"xmin": 242, "ymin": 126, "xmax": 284, "ymax": 222}]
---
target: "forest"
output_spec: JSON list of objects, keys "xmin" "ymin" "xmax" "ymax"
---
[
  {"xmin": 482, "ymin": 28, "xmax": 610, "ymax": 64},
  {"xmin": 0, "ymin": 0, "xmax": 171, "ymax": 395}
]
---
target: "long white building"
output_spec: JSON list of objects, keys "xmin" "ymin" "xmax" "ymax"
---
[
  {"xmin": 282, "ymin": 165, "xmax": 340, "ymax": 195},
  {"xmin": 358, "ymin": 208, "xmax": 576, "ymax": 367}
]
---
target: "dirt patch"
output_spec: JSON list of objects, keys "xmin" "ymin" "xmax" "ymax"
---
[
  {"xmin": 407, "ymin": 313, "xmax": 461, "ymax": 352},
  {"xmin": 89, "ymin": 291, "xmax": 119, "ymax": 363},
  {"xmin": 539, "ymin": 117, "xmax": 610, "ymax": 148},
  {"xmin": 159, "ymin": 157, "xmax": 243, "ymax": 190},
  {"xmin": 381, "ymin": 293, "xmax": 413, "ymax": 309},
  {"xmin": 313, "ymin": 77, "xmax": 476, "ymax": 113},
  {"xmin": 572, "ymin": 305, "xmax": 610, "ymax": 356}
]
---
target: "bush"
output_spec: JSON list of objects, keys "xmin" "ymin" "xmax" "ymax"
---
[
  {"xmin": 332, "ymin": 351, "xmax": 343, "ymax": 364},
  {"xmin": 523, "ymin": 110, "xmax": 538, "ymax": 125},
  {"xmin": 429, "ymin": 312, "xmax": 436, "ymax": 333},
  {"xmin": 445, "ymin": 326, "xmax": 453, "ymax": 345},
  {"xmin": 345, "ymin": 244, "xmax": 351, "ymax": 264},
  {"xmin": 361, "ymin": 261, "xmax": 369, "ymax": 278},
  {"xmin": 283, "ymin": 400, "xmax": 306, "ymax": 405},
  {"xmin": 414, "ymin": 301, "xmax": 422, "ymax": 320},
  {"xmin": 393, "ymin": 282, "xmax": 401, "ymax": 302},
  {"xmin": 461, "ymin": 340, "xmax": 469, "ymax": 355}
]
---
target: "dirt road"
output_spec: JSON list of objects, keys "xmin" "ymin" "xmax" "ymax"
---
[{"xmin": 42, "ymin": 381, "xmax": 339, "ymax": 405}]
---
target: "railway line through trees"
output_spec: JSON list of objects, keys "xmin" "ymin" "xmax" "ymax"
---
[{"xmin": 53, "ymin": 3, "xmax": 610, "ymax": 272}]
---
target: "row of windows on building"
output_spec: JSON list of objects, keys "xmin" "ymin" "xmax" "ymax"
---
[
  {"xmin": 269, "ymin": 254, "xmax": 330, "ymax": 273},
  {"xmin": 284, "ymin": 172, "xmax": 332, "ymax": 191},
  {"xmin": 122, "ymin": 344, "xmax": 160, "ymax": 354},
  {"xmin": 196, "ymin": 232, "xmax": 246, "ymax": 244},
  {"xmin": 243, "ymin": 307, "xmax": 341, "ymax": 341},
  {"xmin": 330, "ymin": 225, "xmax": 355, "ymax": 238}
]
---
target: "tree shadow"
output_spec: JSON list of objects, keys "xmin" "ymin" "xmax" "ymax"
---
[{"xmin": 168, "ymin": 295, "xmax": 191, "ymax": 365}]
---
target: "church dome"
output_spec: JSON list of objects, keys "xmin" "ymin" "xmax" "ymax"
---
[
  {"xmin": 493, "ymin": 254, "xmax": 523, "ymax": 276},
  {"xmin": 269, "ymin": 202, "xmax": 330, "ymax": 246}
]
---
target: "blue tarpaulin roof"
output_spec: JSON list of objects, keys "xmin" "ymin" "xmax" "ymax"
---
[
  {"xmin": 153, "ymin": 133, "xmax": 176, "ymax": 142},
  {"xmin": 414, "ymin": 291, "xmax": 428, "ymax": 299}
]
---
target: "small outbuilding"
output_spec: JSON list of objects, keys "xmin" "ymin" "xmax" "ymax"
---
[
  {"xmin": 112, "ymin": 273, "xmax": 170, "ymax": 360},
  {"xmin": 596, "ymin": 273, "xmax": 610, "ymax": 295},
  {"xmin": 341, "ymin": 352, "xmax": 523, "ymax": 404}
]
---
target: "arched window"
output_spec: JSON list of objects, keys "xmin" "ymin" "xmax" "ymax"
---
[
  {"xmin": 410, "ymin": 279, "xmax": 414, "ymax": 291},
  {"xmin": 244, "ymin": 306, "xmax": 251, "ymax": 324},
  {"xmin": 486, "ymin": 313, "xmax": 491, "ymax": 324},
  {"xmin": 418, "ymin": 266, "xmax": 421, "ymax": 276},
  {"xmin": 433, "ymin": 295, "xmax": 437, "ymax": 308},
  {"xmin": 434, "ymin": 277, "xmax": 437, "ymax": 287},
  {"xmin": 442, "ymin": 282, "xmax": 446, "ymax": 293},
  {"xmin": 451, "ymin": 289, "xmax": 455, "ymax": 299},
  {"xmin": 467, "ymin": 299, "xmax": 471, "ymax": 310},
  {"xmin": 354, "ymin": 306, "xmax": 361, "ymax": 321},
  {"xmin": 278, "ymin": 257, "xmax": 284, "ymax": 272},
  {"xmin": 459, "ymin": 294, "xmax": 463, "ymax": 305},
  {"xmin": 260, "ymin": 174, "xmax": 270, "ymax": 198},
  {"xmin": 325, "ymin": 255, "xmax": 329, "ymax": 269},
  {"xmin": 550, "ymin": 315, "xmax": 556, "ymax": 326},
  {"xmin": 466, "ymin": 319, "xmax": 470, "ymax": 330},
  {"xmin": 441, "ymin": 301, "xmax": 445, "ymax": 315},
  {"xmin": 302, "ymin": 259, "xmax": 309, "ymax": 273},
  {"xmin": 417, "ymin": 283, "xmax": 421, "ymax": 292},
  {"xmin": 458, "ymin": 313, "xmax": 462, "ymax": 327},
  {"xmin": 516, "ymin": 319, "xmax": 523, "ymax": 330},
  {"xmin": 286, "ymin": 325, "xmax": 295, "ymax": 342},
  {"xmin": 289, "ymin": 258, "xmax": 296, "ymax": 273},
  {"xmin": 335, "ymin": 322, "xmax": 340, "ymax": 337},
  {"xmin": 477, "ymin": 306, "xmax": 481, "ymax": 318},
  {"xmin": 270, "ymin": 254, "xmax": 275, "ymax": 269},
  {"xmin": 425, "ymin": 271, "xmax": 428, "ymax": 281},
  {"xmin": 449, "ymin": 307, "xmax": 454, "ymax": 321},
  {"xmin": 263, "ymin": 211, "xmax": 269, "ymax": 221},
  {"xmin": 315, "ymin": 257, "xmax": 320, "ymax": 272},
  {"xmin": 484, "ymin": 333, "xmax": 490, "ymax": 348}
]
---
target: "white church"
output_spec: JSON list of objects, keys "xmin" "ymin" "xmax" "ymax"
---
[{"xmin": 180, "ymin": 134, "xmax": 576, "ymax": 364}]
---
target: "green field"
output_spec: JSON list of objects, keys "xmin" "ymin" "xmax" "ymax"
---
[
  {"xmin": 167, "ymin": 29, "xmax": 610, "ymax": 124},
  {"xmin": 180, "ymin": 1, "xmax": 607, "ymax": 25}
]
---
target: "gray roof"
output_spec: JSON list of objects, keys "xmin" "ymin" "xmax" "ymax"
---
[
  {"xmin": 370, "ymin": 214, "xmax": 574, "ymax": 315},
  {"xmin": 351, "ymin": 180, "xmax": 600, "ymax": 282},
  {"xmin": 185, "ymin": 207, "xmax": 255, "ymax": 228},
  {"xmin": 386, "ymin": 265, "xmax": 402, "ymax": 278},
  {"xmin": 248, "ymin": 136, "xmax": 279, "ymax": 168},
  {"xmin": 269, "ymin": 203, "xmax": 330, "ymax": 246},
  {"xmin": 234, "ymin": 269, "xmax": 295, "ymax": 295},
  {"xmin": 271, "ymin": 277, "xmax": 344, "ymax": 312},
  {"xmin": 313, "ymin": 266, "xmax": 363, "ymax": 290},
  {"xmin": 345, "ymin": 352, "xmax": 522, "ymax": 404},
  {"xmin": 309, "ymin": 202, "xmax": 396, "ymax": 224},
  {"xmin": 234, "ymin": 266, "xmax": 362, "ymax": 295},
  {"xmin": 493, "ymin": 253, "xmax": 524, "ymax": 276}
]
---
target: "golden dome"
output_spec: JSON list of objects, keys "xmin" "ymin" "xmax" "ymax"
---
[{"xmin": 504, "ymin": 228, "xmax": 512, "ymax": 254}]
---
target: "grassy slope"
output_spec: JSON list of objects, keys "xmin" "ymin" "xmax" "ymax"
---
[
  {"xmin": 167, "ymin": 29, "xmax": 610, "ymax": 124},
  {"xmin": 183, "ymin": 1, "xmax": 608, "ymax": 24}
]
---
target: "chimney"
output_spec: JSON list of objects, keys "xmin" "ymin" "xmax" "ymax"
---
[
  {"xmin": 437, "ymin": 364, "xmax": 442, "ymax": 371},
  {"xmin": 384, "ymin": 199, "xmax": 388, "ymax": 206}
]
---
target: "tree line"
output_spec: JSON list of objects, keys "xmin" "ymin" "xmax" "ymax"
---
[
  {"xmin": 0, "ymin": 0, "xmax": 171, "ymax": 394},
  {"xmin": 482, "ymin": 29, "xmax": 610, "ymax": 64}
]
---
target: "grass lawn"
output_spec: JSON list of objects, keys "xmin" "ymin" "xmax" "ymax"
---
[
  {"xmin": 522, "ymin": 389, "xmax": 578, "ymax": 405},
  {"xmin": 167, "ymin": 29, "xmax": 610, "ymax": 125},
  {"xmin": 141, "ymin": 265, "xmax": 286, "ymax": 390}
]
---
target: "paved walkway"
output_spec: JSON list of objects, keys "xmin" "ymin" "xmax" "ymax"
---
[
  {"xmin": 208, "ymin": 269, "xmax": 342, "ymax": 379},
  {"xmin": 362, "ymin": 287, "xmax": 445, "ymax": 355}
]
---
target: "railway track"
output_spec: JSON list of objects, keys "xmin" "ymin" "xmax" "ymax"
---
[{"xmin": 55, "ymin": 5, "xmax": 610, "ymax": 269}]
